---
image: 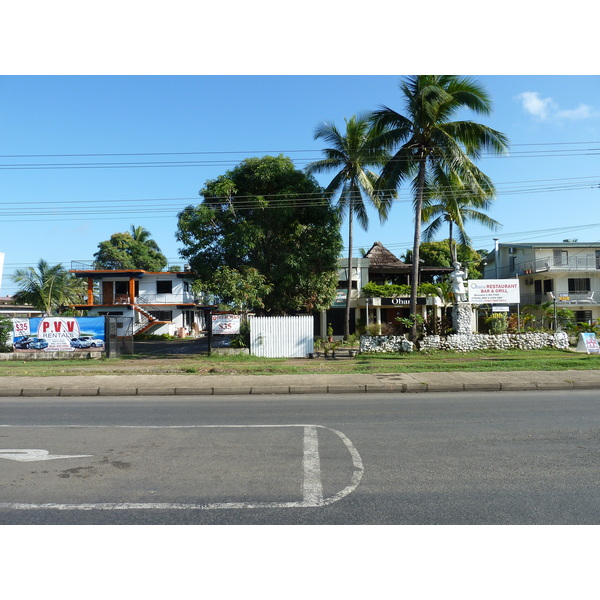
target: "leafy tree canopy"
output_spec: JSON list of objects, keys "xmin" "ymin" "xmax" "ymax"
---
[
  {"xmin": 193, "ymin": 266, "xmax": 272, "ymax": 313},
  {"xmin": 403, "ymin": 241, "xmax": 485, "ymax": 279},
  {"xmin": 176, "ymin": 155, "xmax": 343, "ymax": 313},
  {"xmin": 94, "ymin": 232, "xmax": 168, "ymax": 271}
]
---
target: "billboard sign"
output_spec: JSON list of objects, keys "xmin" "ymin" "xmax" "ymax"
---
[
  {"xmin": 12, "ymin": 317, "xmax": 105, "ymax": 352},
  {"xmin": 211, "ymin": 314, "xmax": 241, "ymax": 335},
  {"xmin": 468, "ymin": 279, "xmax": 520, "ymax": 304}
]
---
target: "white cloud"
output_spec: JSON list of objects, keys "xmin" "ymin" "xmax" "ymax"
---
[
  {"xmin": 517, "ymin": 91, "xmax": 594, "ymax": 121},
  {"xmin": 517, "ymin": 91, "xmax": 555, "ymax": 120},
  {"xmin": 556, "ymin": 104, "xmax": 593, "ymax": 119}
]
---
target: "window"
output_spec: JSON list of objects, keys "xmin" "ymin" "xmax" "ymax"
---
[
  {"xmin": 543, "ymin": 279, "xmax": 554, "ymax": 294},
  {"xmin": 568, "ymin": 278, "xmax": 591, "ymax": 293},
  {"xmin": 337, "ymin": 280, "xmax": 358, "ymax": 289},
  {"xmin": 156, "ymin": 280, "xmax": 172, "ymax": 294},
  {"xmin": 575, "ymin": 310, "xmax": 592, "ymax": 324},
  {"xmin": 553, "ymin": 250, "xmax": 568, "ymax": 266},
  {"xmin": 115, "ymin": 281, "xmax": 128, "ymax": 295},
  {"xmin": 149, "ymin": 310, "xmax": 173, "ymax": 322}
]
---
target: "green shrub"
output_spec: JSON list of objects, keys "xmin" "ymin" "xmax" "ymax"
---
[
  {"xmin": 485, "ymin": 313, "xmax": 508, "ymax": 335},
  {"xmin": 362, "ymin": 282, "xmax": 438, "ymax": 298},
  {"xmin": 0, "ymin": 316, "xmax": 12, "ymax": 352}
]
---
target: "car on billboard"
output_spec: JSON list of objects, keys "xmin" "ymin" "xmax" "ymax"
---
[
  {"xmin": 29, "ymin": 338, "xmax": 49, "ymax": 350},
  {"xmin": 14, "ymin": 336, "xmax": 33, "ymax": 349},
  {"xmin": 70, "ymin": 337, "xmax": 93, "ymax": 349},
  {"xmin": 83, "ymin": 336, "xmax": 104, "ymax": 347}
]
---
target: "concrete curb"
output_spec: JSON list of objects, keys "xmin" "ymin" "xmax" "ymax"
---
[{"xmin": 4, "ymin": 380, "xmax": 600, "ymax": 397}]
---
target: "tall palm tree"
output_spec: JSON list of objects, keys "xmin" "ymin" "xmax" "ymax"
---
[
  {"xmin": 372, "ymin": 75, "xmax": 509, "ymax": 340},
  {"xmin": 129, "ymin": 225, "xmax": 161, "ymax": 251},
  {"xmin": 12, "ymin": 259, "xmax": 86, "ymax": 315},
  {"xmin": 422, "ymin": 167, "xmax": 501, "ymax": 263},
  {"xmin": 306, "ymin": 114, "xmax": 394, "ymax": 339}
]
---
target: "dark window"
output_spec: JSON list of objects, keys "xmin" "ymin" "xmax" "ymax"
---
[
  {"xmin": 115, "ymin": 281, "xmax": 128, "ymax": 295},
  {"xmin": 156, "ymin": 280, "xmax": 172, "ymax": 294},
  {"xmin": 568, "ymin": 278, "xmax": 591, "ymax": 293},
  {"xmin": 575, "ymin": 310, "xmax": 593, "ymax": 323},
  {"xmin": 149, "ymin": 310, "xmax": 173, "ymax": 321}
]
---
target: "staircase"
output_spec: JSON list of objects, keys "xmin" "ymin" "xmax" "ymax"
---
[{"xmin": 132, "ymin": 304, "xmax": 169, "ymax": 336}]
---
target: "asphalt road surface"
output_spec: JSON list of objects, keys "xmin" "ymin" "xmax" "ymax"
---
[{"xmin": 1, "ymin": 390, "xmax": 599, "ymax": 524}]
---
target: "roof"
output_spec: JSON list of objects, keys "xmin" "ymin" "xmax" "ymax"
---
[
  {"xmin": 363, "ymin": 241, "xmax": 452, "ymax": 274},
  {"xmin": 70, "ymin": 269, "xmax": 195, "ymax": 279},
  {"xmin": 364, "ymin": 242, "xmax": 407, "ymax": 267},
  {"xmin": 499, "ymin": 242, "xmax": 600, "ymax": 249}
]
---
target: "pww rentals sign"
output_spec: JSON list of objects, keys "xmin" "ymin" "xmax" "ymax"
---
[{"xmin": 468, "ymin": 279, "xmax": 520, "ymax": 304}]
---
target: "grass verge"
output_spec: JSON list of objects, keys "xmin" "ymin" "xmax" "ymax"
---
[{"xmin": 0, "ymin": 348, "xmax": 599, "ymax": 377}]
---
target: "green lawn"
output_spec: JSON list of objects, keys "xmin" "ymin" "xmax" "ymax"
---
[{"xmin": 1, "ymin": 348, "xmax": 599, "ymax": 377}]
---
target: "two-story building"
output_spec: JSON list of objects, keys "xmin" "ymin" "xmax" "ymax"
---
[
  {"xmin": 483, "ymin": 241, "xmax": 600, "ymax": 324},
  {"xmin": 322, "ymin": 242, "xmax": 452, "ymax": 336},
  {"xmin": 68, "ymin": 262, "xmax": 206, "ymax": 337}
]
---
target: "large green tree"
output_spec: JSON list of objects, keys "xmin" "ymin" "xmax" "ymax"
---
[
  {"xmin": 94, "ymin": 231, "xmax": 168, "ymax": 271},
  {"xmin": 12, "ymin": 259, "xmax": 86, "ymax": 315},
  {"xmin": 372, "ymin": 75, "xmax": 509, "ymax": 339},
  {"xmin": 176, "ymin": 155, "xmax": 343, "ymax": 314},
  {"xmin": 306, "ymin": 114, "xmax": 394, "ymax": 339},
  {"xmin": 421, "ymin": 167, "xmax": 501, "ymax": 262}
]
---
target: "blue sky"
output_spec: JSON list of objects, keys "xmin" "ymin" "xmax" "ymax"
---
[{"xmin": 2, "ymin": 74, "xmax": 599, "ymax": 295}]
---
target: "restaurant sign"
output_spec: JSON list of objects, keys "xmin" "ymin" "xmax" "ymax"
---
[{"xmin": 468, "ymin": 280, "xmax": 520, "ymax": 304}]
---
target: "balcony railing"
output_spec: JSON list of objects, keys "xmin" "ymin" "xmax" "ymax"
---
[
  {"xmin": 516, "ymin": 255, "xmax": 600, "ymax": 276},
  {"xmin": 520, "ymin": 291, "xmax": 599, "ymax": 306}
]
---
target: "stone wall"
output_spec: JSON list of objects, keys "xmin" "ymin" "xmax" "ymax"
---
[
  {"xmin": 419, "ymin": 332, "xmax": 569, "ymax": 352},
  {"xmin": 359, "ymin": 335, "xmax": 414, "ymax": 353},
  {"xmin": 359, "ymin": 332, "xmax": 569, "ymax": 353}
]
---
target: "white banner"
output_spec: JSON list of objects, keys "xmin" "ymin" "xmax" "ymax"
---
[{"xmin": 468, "ymin": 279, "xmax": 520, "ymax": 304}]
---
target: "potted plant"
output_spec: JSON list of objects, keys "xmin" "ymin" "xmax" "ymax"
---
[{"xmin": 327, "ymin": 323, "xmax": 334, "ymax": 342}]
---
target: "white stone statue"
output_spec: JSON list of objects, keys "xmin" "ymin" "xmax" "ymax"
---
[{"xmin": 449, "ymin": 261, "xmax": 468, "ymax": 303}]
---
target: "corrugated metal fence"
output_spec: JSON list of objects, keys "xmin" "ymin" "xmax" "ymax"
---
[{"xmin": 249, "ymin": 315, "xmax": 314, "ymax": 358}]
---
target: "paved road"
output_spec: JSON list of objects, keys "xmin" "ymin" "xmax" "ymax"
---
[{"xmin": 1, "ymin": 390, "xmax": 599, "ymax": 524}]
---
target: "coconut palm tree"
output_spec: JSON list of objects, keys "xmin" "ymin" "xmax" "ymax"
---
[
  {"xmin": 422, "ymin": 167, "xmax": 501, "ymax": 263},
  {"xmin": 372, "ymin": 75, "xmax": 509, "ymax": 340},
  {"xmin": 12, "ymin": 259, "xmax": 86, "ymax": 315},
  {"xmin": 129, "ymin": 225, "xmax": 161, "ymax": 251},
  {"xmin": 306, "ymin": 114, "xmax": 394, "ymax": 339}
]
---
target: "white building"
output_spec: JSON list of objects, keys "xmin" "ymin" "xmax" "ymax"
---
[
  {"xmin": 483, "ymin": 241, "xmax": 600, "ymax": 323},
  {"xmin": 69, "ymin": 264, "xmax": 206, "ymax": 336}
]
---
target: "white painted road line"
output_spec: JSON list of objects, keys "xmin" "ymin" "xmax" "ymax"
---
[
  {"xmin": 302, "ymin": 426, "xmax": 323, "ymax": 504},
  {"xmin": 0, "ymin": 424, "xmax": 364, "ymax": 511}
]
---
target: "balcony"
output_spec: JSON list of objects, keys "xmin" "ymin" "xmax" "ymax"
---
[
  {"xmin": 517, "ymin": 255, "xmax": 600, "ymax": 276},
  {"xmin": 520, "ymin": 291, "xmax": 599, "ymax": 306}
]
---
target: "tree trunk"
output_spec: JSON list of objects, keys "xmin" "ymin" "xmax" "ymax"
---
[
  {"xmin": 410, "ymin": 157, "xmax": 427, "ymax": 341},
  {"xmin": 448, "ymin": 220, "xmax": 456, "ymax": 263},
  {"xmin": 345, "ymin": 206, "xmax": 353, "ymax": 340}
]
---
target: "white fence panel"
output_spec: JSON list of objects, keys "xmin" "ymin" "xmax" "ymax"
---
[{"xmin": 249, "ymin": 316, "xmax": 314, "ymax": 358}]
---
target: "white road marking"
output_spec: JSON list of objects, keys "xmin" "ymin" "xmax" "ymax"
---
[
  {"xmin": 303, "ymin": 426, "xmax": 323, "ymax": 504},
  {"xmin": 0, "ymin": 424, "xmax": 364, "ymax": 511},
  {"xmin": 0, "ymin": 449, "xmax": 92, "ymax": 462}
]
